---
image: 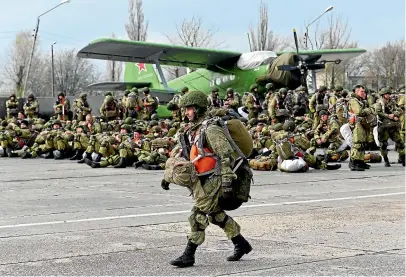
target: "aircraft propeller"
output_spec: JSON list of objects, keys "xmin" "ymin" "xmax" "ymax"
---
[{"xmin": 277, "ymin": 29, "xmax": 326, "ymax": 88}]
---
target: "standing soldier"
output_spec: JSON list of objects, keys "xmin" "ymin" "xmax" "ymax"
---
[
  {"xmin": 162, "ymin": 90, "xmax": 253, "ymax": 267},
  {"xmin": 6, "ymin": 94, "xmax": 19, "ymax": 120},
  {"xmin": 223, "ymin": 88, "xmax": 240, "ymax": 111},
  {"xmin": 23, "ymin": 94, "xmax": 39, "ymax": 119},
  {"xmin": 207, "ymin": 88, "xmax": 223, "ymax": 109},
  {"xmin": 263, "ymin": 83, "xmax": 274, "ymax": 112},
  {"xmin": 309, "ymin": 86, "xmax": 328, "ymax": 128},
  {"xmin": 375, "ymin": 88, "xmax": 405, "ymax": 166},
  {"xmin": 54, "ymin": 92, "xmax": 71, "ymax": 120},
  {"xmin": 397, "ymin": 86, "xmax": 405, "ymax": 140},
  {"xmin": 142, "ymin": 87, "xmax": 158, "ymax": 120},
  {"xmin": 268, "ymin": 88, "xmax": 290, "ymax": 124},
  {"xmin": 73, "ymin": 93, "xmax": 92, "ymax": 121},
  {"xmin": 245, "ymin": 84, "xmax": 262, "ymax": 120},
  {"xmin": 348, "ymin": 85, "xmax": 374, "ymax": 171},
  {"xmin": 125, "ymin": 89, "xmax": 143, "ymax": 119},
  {"xmin": 328, "ymin": 86, "xmax": 343, "ymax": 113},
  {"xmin": 335, "ymin": 89, "xmax": 349, "ymax": 124}
]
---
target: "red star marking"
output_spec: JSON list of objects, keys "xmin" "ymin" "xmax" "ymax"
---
[{"xmin": 136, "ymin": 63, "xmax": 147, "ymax": 74}]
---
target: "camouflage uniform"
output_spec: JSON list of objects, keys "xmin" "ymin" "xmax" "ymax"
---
[
  {"xmin": 23, "ymin": 94, "xmax": 39, "ymax": 119},
  {"xmin": 6, "ymin": 94, "xmax": 19, "ymax": 120},
  {"xmin": 165, "ymin": 90, "xmax": 252, "ymax": 268},
  {"xmin": 245, "ymin": 84, "xmax": 261, "ymax": 120},
  {"xmin": 375, "ymin": 89, "xmax": 405, "ymax": 166},
  {"xmin": 348, "ymin": 88, "xmax": 373, "ymax": 171},
  {"xmin": 73, "ymin": 93, "xmax": 92, "ymax": 121}
]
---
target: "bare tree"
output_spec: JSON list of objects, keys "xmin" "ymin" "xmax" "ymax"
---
[
  {"xmin": 125, "ymin": 0, "xmax": 148, "ymax": 41},
  {"xmin": 365, "ymin": 40, "xmax": 405, "ymax": 89},
  {"xmin": 53, "ymin": 49, "xmax": 100, "ymax": 96},
  {"xmin": 106, "ymin": 33, "xmax": 123, "ymax": 81},
  {"xmin": 299, "ymin": 13, "xmax": 358, "ymax": 88},
  {"xmin": 3, "ymin": 31, "xmax": 46, "ymax": 97},
  {"xmin": 248, "ymin": 1, "xmax": 290, "ymax": 51},
  {"xmin": 164, "ymin": 15, "xmax": 223, "ymax": 79}
]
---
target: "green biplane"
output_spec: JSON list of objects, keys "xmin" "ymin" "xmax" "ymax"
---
[{"xmin": 77, "ymin": 32, "xmax": 366, "ymax": 117}]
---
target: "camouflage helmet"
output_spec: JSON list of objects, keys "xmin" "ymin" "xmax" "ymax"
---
[
  {"xmin": 123, "ymin": 117, "xmax": 134, "ymax": 125},
  {"xmin": 334, "ymin": 85, "xmax": 343, "ymax": 92},
  {"xmin": 319, "ymin": 109, "xmax": 329, "ymax": 116},
  {"xmin": 279, "ymin": 88, "xmax": 288, "ymax": 94},
  {"xmin": 151, "ymin": 126, "xmax": 162, "ymax": 133},
  {"xmin": 265, "ymin": 83, "xmax": 274, "ymax": 90},
  {"xmin": 10, "ymin": 93, "xmax": 16, "ymax": 98},
  {"xmin": 120, "ymin": 124, "xmax": 132, "ymax": 133},
  {"xmin": 226, "ymin": 88, "xmax": 234, "ymax": 93},
  {"xmin": 149, "ymin": 120, "xmax": 158, "ymax": 127},
  {"xmin": 124, "ymin": 90, "xmax": 131, "ymax": 96},
  {"xmin": 151, "ymin": 114, "xmax": 159, "ymax": 120},
  {"xmin": 80, "ymin": 92, "xmax": 87, "ymax": 98},
  {"xmin": 105, "ymin": 92, "xmax": 113, "ymax": 97},
  {"xmin": 105, "ymin": 95, "xmax": 114, "ymax": 102},
  {"xmin": 341, "ymin": 89, "xmax": 349, "ymax": 98},
  {"xmin": 249, "ymin": 84, "xmax": 258, "ymax": 91},
  {"xmin": 143, "ymin": 87, "xmax": 150, "ymax": 94},
  {"xmin": 53, "ymin": 120, "xmax": 62, "ymax": 126},
  {"xmin": 283, "ymin": 121, "xmax": 295, "ymax": 132},
  {"xmin": 179, "ymin": 90, "xmax": 208, "ymax": 108},
  {"xmin": 273, "ymin": 123, "xmax": 283, "ymax": 131},
  {"xmin": 318, "ymin": 86, "xmax": 327, "ymax": 92},
  {"xmin": 181, "ymin": 87, "xmax": 189, "ymax": 93},
  {"xmin": 379, "ymin": 88, "xmax": 392, "ymax": 96},
  {"xmin": 248, "ymin": 118, "xmax": 258, "ymax": 126},
  {"xmin": 130, "ymin": 87, "xmax": 139, "ymax": 93},
  {"xmin": 28, "ymin": 93, "xmax": 34, "ymax": 99}
]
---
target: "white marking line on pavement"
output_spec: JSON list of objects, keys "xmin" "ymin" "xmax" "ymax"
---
[{"xmin": 0, "ymin": 192, "xmax": 403, "ymax": 230}]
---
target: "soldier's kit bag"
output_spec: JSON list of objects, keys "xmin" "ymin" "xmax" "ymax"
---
[
  {"xmin": 249, "ymin": 157, "xmax": 278, "ymax": 171},
  {"xmin": 164, "ymin": 157, "xmax": 199, "ymax": 187},
  {"xmin": 364, "ymin": 152, "xmax": 382, "ymax": 163},
  {"xmin": 278, "ymin": 157, "xmax": 308, "ymax": 173}
]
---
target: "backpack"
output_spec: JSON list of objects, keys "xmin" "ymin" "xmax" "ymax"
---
[
  {"xmin": 273, "ymin": 131, "xmax": 295, "ymax": 160},
  {"xmin": 126, "ymin": 94, "xmax": 138, "ymax": 109},
  {"xmin": 152, "ymin": 96, "xmax": 159, "ymax": 109},
  {"xmin": 178, "ymin": 115, "xmax": 253, "ymax": 206}
]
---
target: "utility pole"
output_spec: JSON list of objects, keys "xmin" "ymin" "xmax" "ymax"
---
[{"xmin": 51, "ymin": 41, "xmax": 57, "ymax": 97}]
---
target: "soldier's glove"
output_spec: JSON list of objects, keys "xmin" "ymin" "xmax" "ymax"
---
[
  {"xmin": 222, "ymin": 183, "xmax": 234, "ymax": 199},
  {"xmin": 161, "ymin": 179, "xmax": 170, "ymax": 190}
]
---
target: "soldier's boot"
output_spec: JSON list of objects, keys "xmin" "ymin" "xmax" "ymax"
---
[
  {"xmin": 21, "ymin": 152, "xmax": 32, "ymax": 159},
  {"xmin": 142, "ymin": 164, "xmax": 162, "ymax": 170},
  {"xmin": 326, "ymin": 164, "xmax": 341, "ymax": 170},
  {"xmin": 69, "ymin": 150, "xmax": 83, "ymax": 160},
  {"xmin": 91, "ymin": 161, "xmax": 101, "ymax": 169},
  {"xmin": 5, "ymin": 148, "xmax": 12, "ymax": 158},
  {"xmin": 169, "ymin": 241, "xmax": 198, "ymax": 268},
  {"xmin": 84, "ymin": 158, "xmax": 94, "ymax": 167},
  {"xmin": 383, "ymin": 155, "xmax": 391, "ymax": 167},
  {"xmin": 134, "ymin": 160, "xmax": 145, "ymax": 169},
  {"xmin": 227, "ymin": 234, "xmax": 252, "ymax": 261},
  {"xmin": 43, "ymin": 152, "xmax": 53, "ymax": 159},
  {"xmin": 78, "ymin": 152, "xmax": 91, "ymax": 164},
  {"xmin": 323, "ymin": 154, "xmax": 331, "ymax": 164},
  {"xmin": 114, "ymin": 157, "xmax": 127, "ymax": 168},
  {"xmin": 399, "ymin": 154, "xmax": 405, "ymax": 167},
  {"xmin": 360, "ymin": 161, "xmax": 371, "ymax": 169},
  {"xmin": 350, "ymin": 160, "xmax": 365, "ymax": 171}
]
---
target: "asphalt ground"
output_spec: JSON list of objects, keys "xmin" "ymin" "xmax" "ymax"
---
[{"xmin": 0, "ymin": 151, "xmax": 404, "ymax": 276}]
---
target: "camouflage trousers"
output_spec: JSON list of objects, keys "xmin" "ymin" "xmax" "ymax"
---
[
  {"xmin": 99, "ymin": 155, "xmax": 121, "ymax": 167},
  {"xmin": 187, "ymin": 175, "xmax": 241, "ymax": 245},
  {"xmin": 378, "ymin": 127, "xmax": 405, "ymax": 159},
  {"xmin": 138, "ymin": 151, "xmax": 168, "ymax": 169},
  {"xmin": 308, "ymin": 139, "xmax": 342, "ymax": 156},
  {"xmin": 350, "ymin": 122, "xmax": 367, "ymax": 161},
  {"xmin": 400, "ymin": 113, "xmax": 405, "ymax": 138},
  {"xmin": 299, "ymin": 151, "xmax": 326, "ymax": 169}
]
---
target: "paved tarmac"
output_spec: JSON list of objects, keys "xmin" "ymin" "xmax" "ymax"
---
[{"xmin": 0, "ymin": 152, "xmax": 404, "ymax": 276}]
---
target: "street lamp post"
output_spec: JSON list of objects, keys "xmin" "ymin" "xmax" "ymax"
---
[
  {"xmin": 22, "ymin": 0, "xmax": 70, "ymax": 98},
  {"xmin": 51, "ymin": 41, "xmax": 57, "ymax": 97},
  {"xmin": 304, "ymin": 5, "xmax": 334, "ymax": 49}
]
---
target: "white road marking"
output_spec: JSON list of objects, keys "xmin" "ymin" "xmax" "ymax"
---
[{"xmin": 0, "ymin": 192, "xmax": 403, "ymax": 230}]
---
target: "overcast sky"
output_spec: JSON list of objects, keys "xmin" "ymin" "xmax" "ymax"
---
[{"xmin": 0, "ymin": 0, "xmax": 404, "ymax": 66}]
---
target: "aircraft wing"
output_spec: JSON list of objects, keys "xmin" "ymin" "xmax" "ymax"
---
[
  {"xmin": 276, "ymin": 48, "xmax": 367, "ymax": 63},
  {"xmin": 77, "ymin": 38, "xmax": 242, "ymax": 68},
  {"xmin": 84, "ymin": 82, "xmax": 151, "ymax": 91}
]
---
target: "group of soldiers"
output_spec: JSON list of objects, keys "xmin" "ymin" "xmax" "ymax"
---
[{"xmin": 0, "ymin": 82, "xmax": 405, "ymax": 173}]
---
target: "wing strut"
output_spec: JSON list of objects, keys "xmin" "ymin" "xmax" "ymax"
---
[{"xmin": 146, "ymin": 50, "xmax": 169, "ymax": 90}]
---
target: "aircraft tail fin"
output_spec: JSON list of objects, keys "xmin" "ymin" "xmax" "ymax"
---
[{"xmin": 124, "ymin": 63, "xmax": 162, "ymax": 89}]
